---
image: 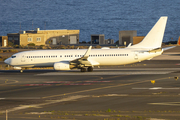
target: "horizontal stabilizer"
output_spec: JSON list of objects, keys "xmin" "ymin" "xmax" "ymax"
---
[
  {"xmin": 162, "ymin": 46, "xmax": 176, "ymax": 51},
  {"xmin": 148, "ymin": 48, "xmax": 162, "ymax": 53}
]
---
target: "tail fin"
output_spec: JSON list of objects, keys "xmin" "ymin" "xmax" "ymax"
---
[{"xmin": 130, "ymin": 16, "xmax": 168, "ymax": 49}]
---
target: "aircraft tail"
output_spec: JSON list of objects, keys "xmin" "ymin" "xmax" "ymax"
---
[{"xmin": 130, "ymin": 16, "xmax": 168, "ymax": 49}]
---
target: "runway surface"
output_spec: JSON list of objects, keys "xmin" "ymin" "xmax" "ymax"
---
[{"xmin": 0, "ymin": 47, "xmax": 180, "ymax": 120}]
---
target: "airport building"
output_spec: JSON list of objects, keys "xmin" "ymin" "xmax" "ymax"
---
[
  {"xmin": 7, "ymin": 28, "xmax": 80, "ymax": 46},
  {"xmin": 105, "ymin": 39, "xmax": 114, "ymax": 44},
  {"xmin": 0, "ymin": 36, "xmax": 8, "ymax": 47},
  {"xmin": 91, "ymin": 34, "xmax": 105, "ymax": 44},
  {"xmin": 119, "ymin": 30, "xmax": 137, "ymax": 46}
]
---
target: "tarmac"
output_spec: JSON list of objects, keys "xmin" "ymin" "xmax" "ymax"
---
[{"xmin": 0, "ymin": 46, "xmax": 180, "ymax": 120}]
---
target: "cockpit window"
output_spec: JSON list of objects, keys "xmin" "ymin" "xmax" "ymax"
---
[{"xmin": 11, "ymin": 56, "xmax": 16, "ymax": 58}]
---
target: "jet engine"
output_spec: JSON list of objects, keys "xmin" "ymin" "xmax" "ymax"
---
[
  {"xmin": 54, "ymin": 61, "xmax": 71, "ymax": 70},
  {"xmin": 13, "ymin": 67, "xmax": 22, "ymax": 70}
]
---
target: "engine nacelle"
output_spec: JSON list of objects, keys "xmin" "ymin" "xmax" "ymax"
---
[
  {"xmin": 54, "ymin": 61, "xmax": 71, "ymax": 70},
  {"xmin": 13, "ymin": 67, "xmax": 22, "ymax": 70}
]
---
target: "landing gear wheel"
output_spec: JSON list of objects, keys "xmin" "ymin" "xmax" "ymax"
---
[
  {"xmin": 81, "ymin": 68, "xmax": 86, "ymax": 72},
  {"xmin": 20, "ymin": 69, "xmax": 23, "ymax": 73},
  {"xmin": 87, "ymin": 67, "xmax": 93, "ymax": 72}
]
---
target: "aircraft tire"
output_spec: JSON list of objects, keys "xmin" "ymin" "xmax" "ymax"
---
[
  {"xmin": 87, "ymin": 67, "xmax": 93, "ymax": 72},
  {"xmin": 81, "ymin": 68, "xmax": 86, "ymax": 72}
]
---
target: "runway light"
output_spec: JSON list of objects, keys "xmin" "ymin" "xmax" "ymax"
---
[
  {"xmin": 174, "ymin": 77, "xmax": 178, "ymax": 81},
  {"xmin": 151, "ymin": 80, "xmax": 155, "ymax": 84}
]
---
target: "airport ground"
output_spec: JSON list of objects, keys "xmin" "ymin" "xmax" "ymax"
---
[{"xmin": 0, "ymin": 46, "xmax": 180, "ymax": 120}]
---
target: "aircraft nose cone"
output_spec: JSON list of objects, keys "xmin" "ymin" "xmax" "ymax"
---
[{"xmin": 4, "ymin": 58, "xmax": 11, "ymax": 65}]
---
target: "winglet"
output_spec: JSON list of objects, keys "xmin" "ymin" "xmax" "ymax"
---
[
  {"xmin": 127, "ymin": 43, "xmax": 132, "ymax": 47},
  {"xmin": 83, "ymin": 46, "xmax": 92, "ymax": 58}
]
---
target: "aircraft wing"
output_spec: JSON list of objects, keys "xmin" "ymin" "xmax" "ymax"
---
[{"xmin": 70, "ymin": 46, "xmax": 94, "ymax": 67}]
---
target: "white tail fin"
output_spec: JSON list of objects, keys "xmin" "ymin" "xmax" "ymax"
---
[{"xmin": 130, "ymin": 16, "xmax": 168, "ymax": 49}]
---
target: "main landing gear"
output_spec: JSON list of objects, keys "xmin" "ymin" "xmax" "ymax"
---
[
  {"xmin": 87, "ymin": 67, "xmax": 93, "ymax": 72},
  {"xmin": 80, "ymin": 67, "xmax": 93, "ymax": 72},
  {"xmin": 81, "ymin": 68, "xmax": 86, "ymax": 72}
]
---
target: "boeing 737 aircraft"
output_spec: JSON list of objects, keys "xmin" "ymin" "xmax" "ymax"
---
[{"xmin": 4, "ymin": 16, "xmax": 174, "ymax": 72}]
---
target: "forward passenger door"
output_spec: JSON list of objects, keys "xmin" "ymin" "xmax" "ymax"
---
[
  {"xmin": 21, "ymin": 54, "xmax": 26, "ymax": 62},
  {"xmin": 134, "ymin": 52, "xmax": 138, "ymax": 60}
]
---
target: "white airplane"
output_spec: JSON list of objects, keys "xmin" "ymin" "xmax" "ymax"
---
[{"xmin": 4, "ymin": 16, "xmax": 174, "ymax": 72}]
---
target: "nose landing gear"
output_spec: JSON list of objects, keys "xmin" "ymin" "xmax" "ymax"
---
[{"xmin": 20, "ymin": 69, "xmax": 23, "ymax": 73}]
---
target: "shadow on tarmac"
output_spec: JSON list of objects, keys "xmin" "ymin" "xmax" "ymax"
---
[{"xmin": 0, "ymin": 70, "xmax": 57, "ymax": 74}]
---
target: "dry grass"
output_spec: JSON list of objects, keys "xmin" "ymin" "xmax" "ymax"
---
[
  {"xmin": 0, "ymin": 55, "xmax": 10, "ymax": 61},
  {"xmin": 0, "ymin": 49, "xmax": 18, "ymax": 53}
]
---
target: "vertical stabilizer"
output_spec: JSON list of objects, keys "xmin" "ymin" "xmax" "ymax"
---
[{"xmin": 130, "ymin": 16, "xmax": 168, "ymax": 49}]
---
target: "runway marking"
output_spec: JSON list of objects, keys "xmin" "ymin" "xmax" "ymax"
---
[
  {"xmin": 149, "ymin": 102, "xmax": 180, "ymax": 106},
  {"xmin": 45, "ymin": 81, "xmax": 72, "ymax": 83},
  {"xmin": 0, "ymin": 86, "xmax": 45, "ymax": 94},
  {"xmin": 0, "ymin": 95, "xmax": 88, "ymax": 113},
  {"xmin": 94, "ymin": 68, "xmax": 180, "ymax": 70},
  {"xmin": 42, "ymin": 76, "xmax": 174, "ymax": 99},
  {"xmin": 0, "ymin": 97, "xmax": 40, "ymax": 100},
  {"xmin": 24, "ymin": 83, "xmax": 93, "ymax": 86},
  {"xmin": 1, "ymin": 94, "xmax": 179, "ymax": 113},
  {"xmin": 132, "ymin": 87, "xmax": 180, "ymax": 90},
  {"xmin": 24, "ymin": 84, "xmax": 52, "ymax": 86},
  {"xmin": 44, "ymin": 81, "xmax": 111, "ymax": 84},
  {"xmin": 19, "ymin": 105, "xmax": 41, "ymax": 108},
  {"xmin": 34, "ymin": 68, "xmax": 180, "ymax": 76},
  {"xmin": 0, "ymin": 76, "xmax": 178, "ymax": 113},
  {"xmin": 0, "ymin": 76, "xmax": 118, "ymax": 94},
  {"xmin": 37, "ymin": 71, "xmax": 174, "ymax": 75},
  {"xmin": 26, "ymin": 112, "xmax": 52, "ymax": 114},
  {"xmin": 0, "ymin": 79, "xmax": 19, "ymax": 86},
  {"xmin": 84, "ymin": 81, "xmax": 111, "ymax": 83},
  {"xmin": 104, "ymin": 94, "xmax": 128, "ymax": 96}
]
